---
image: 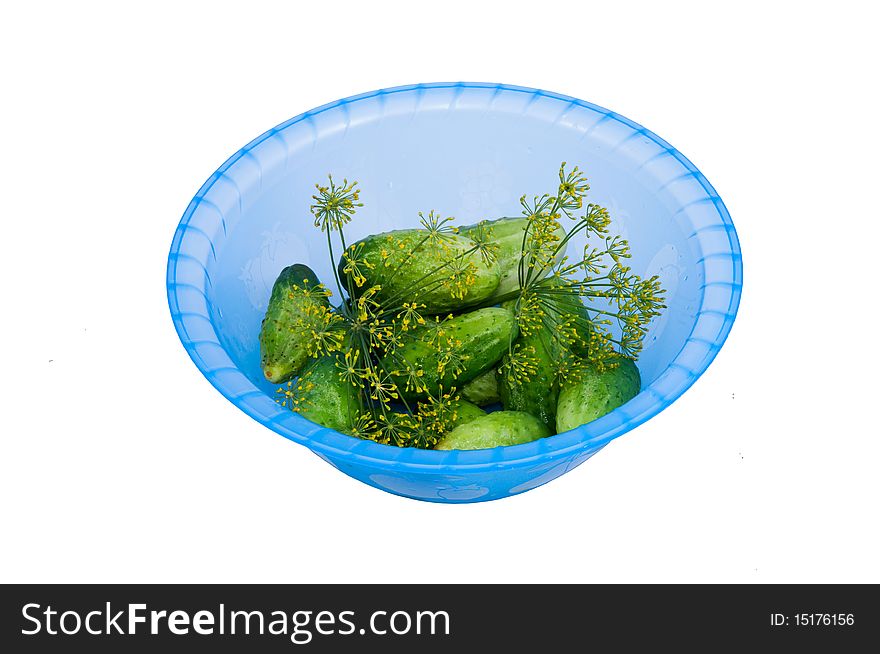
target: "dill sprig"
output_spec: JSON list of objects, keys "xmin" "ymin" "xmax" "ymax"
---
[
  {"xmin": 499, "ymin": 163, "xmax": 666, "ymax": 377},
  {"xmin": 288, "ymin": 176, "xmax": 494, "ymax": 448}
]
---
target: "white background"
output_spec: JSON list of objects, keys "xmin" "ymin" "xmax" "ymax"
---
[{"xmin": 2, "ymin": 1, "xmax": 878, "ymax": 583}]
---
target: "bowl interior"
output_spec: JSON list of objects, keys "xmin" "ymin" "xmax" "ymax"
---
[{"xmin": 169, "ymin": 83, "xmax": 740, "ymax": 463}]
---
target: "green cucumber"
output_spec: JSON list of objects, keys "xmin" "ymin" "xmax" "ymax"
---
[
  {"xmin": 444, "ymin": 399, "xmax": 487, "ymax": 431},
  {"xmin": 381, "ymin": 307, "xmax": 516, "ymax": 400},
  {"xmin": 556, "ymin": 357, "xmax": 641, "ymax": 433},
  {"xmin": 338, "ymin": 228, "xmax": 500, "ymax": 314},
  {"xmin": 259, "ymin": 264, "xmax": 329, "ymax": 383},
  {"xmin": 435, "ymin": 410, "xmax": 551, "ymax": 450},
  {"xmin": 460, "ymin": 368, "xmax": 500, "ymax": 406},
  {"xmin": 295, "ymin": 354, "xmax": 359, "ymax": 433}
]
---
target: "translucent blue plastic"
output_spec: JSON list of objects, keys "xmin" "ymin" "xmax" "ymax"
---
[{"xmin": 166, "ymin": 83, "xmax": 742, "ymax": 503}]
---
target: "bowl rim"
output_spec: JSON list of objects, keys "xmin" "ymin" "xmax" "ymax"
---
[{"xmin": 166, "ymin": 81, "xmax": 742, "ymax": 472}]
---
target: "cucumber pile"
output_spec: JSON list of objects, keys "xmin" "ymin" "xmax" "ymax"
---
[{"xmin": 259, "ymin": 166, "xmax": 665, "ymax": 450}]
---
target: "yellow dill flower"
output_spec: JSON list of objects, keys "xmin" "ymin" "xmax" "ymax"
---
[
  {"xmin": 464, "ymin": 220, "xmax": 500, "ymax": 266},
  {"xmin": 580, "ymin": 245, "xmax": 606, "ymax": 278},
  {"xmin": 310, "ymin": 175, "xmax": 362, "ymax": 232},
  {"xmin": 501, "ymin": 343, "xmax": 538, "ymax": 385},
  {"xmin": 515, "ymin": 290, "xmax": 545, "ymax": 337},
  {"xmin": 391, "ymin": 363, "xmax": 427, "ymax": 395},
  {"xmin": 422, "ymin": 314, "xmax": 454, "ymax": 350},
  {"xmin": 367, "ymin": 370, "xmax": 400, "ymax": 405},
  {"xmin": 367, "ymin": 320, "xmax": 394, "ymax": 351},
  {"xmin": 419, "ymin": 210, "xmax": 459, "ymax": 247},
  {"xmin": 371, "ymin": 412, "xmax": 415, "ymax": 447},
  {"xmin": 555, "ymin": 350, "xmax": 587, "ymax": 386},
  {"xmin": 553, "ymin": 313, "xmax": 585, "ymax": 351},
  {"xmin": 275, "ymin": 372, "xmax": 317, "ymax": 412},
  {"xmin": 412, "ymin": 388, "xmax": 460, "ymax": 444},
  {"xmin": 586, "ymin": 329, "xmax": 619, "ymax": 372},
  {"xmin": 397, "ymin": 302, "xmax": 427, "ymax": 331},
  {"xmin": 525, "ymin": 210, "xmax": 563, "ymax": 271},
  {"xmin": 380, "ymin": 322, "xmax": 405, "ymax": 353},
  {"xmin": 605, "ymin": 235, "xmax": 631, "ymax": 265},
  {"xmin": 304, "ymin": 305, "xmax": 345, "ymax": 357},
  {"xmin": 336, "ymin": 348, "xmax": 368, "ymax": 387},
  {"xmin": 557, "ymin": 162, "xmax": 590, "ymax": 212},
  {"xmin": 584, "ymin": 203, "xmax": 611, "ymax": 234},
  {"xmin": 444, "ymin": 257, "xmax": 478, "ymax": 300},
  {"xmin": 341, "ymin": 242, "xmax": 375, "ymax": 288},
  {"xmin": 355, "ymin": 285, "xmax": 383, "ymax": 322},
  {"xmin": 349, "ymin": 412, "xmax": 377, "ymax": 440},
  {"xmin": 436, "ymin": 342, "xmax": 469, "ymax": 379},
  {"xmin": 286, "ymin": 281, "xmax": 333, "ymax": 303}
]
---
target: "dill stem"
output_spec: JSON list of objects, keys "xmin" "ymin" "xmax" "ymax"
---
[{"xmin": 326, "ymin": 229, "xmax": 352, "ymax": 320}]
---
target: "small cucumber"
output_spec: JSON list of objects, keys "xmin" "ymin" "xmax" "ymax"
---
[
  {"xmin": 444, "ymin": 399, "xmax": 487, "ymax": 431},
  {"xmin": 259, "ymin": 264, "xmax": 329, "ymax": 383},
  {"xmin": 295, "ymin": 354, "xmax": 360, "ymax": 433},
  {"xmin": 435, "ymin": 410, "xmax": 551, "ymax": 450},
  {"xmin": 339, "ymin": 228, "xmax": 500, "ymax": 313},
  {"xmin": 460, "ymin": 368, "xmax": 500, "ymax": 406},
  {"xmin": 556, "ymin": 357, "xmax": 641, "ymax": 433},
  {"xmin": 381, "ymin": 307, "xmax": 517, "ymax": 400}
]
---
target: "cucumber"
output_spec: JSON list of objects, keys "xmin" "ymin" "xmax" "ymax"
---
[
  {"xmin": 259, "ymin": 264, "xmax": 329, "ymax": 383},
  {"xmin": 459, "ymin": 217, "xmax": 566, "ymax": 302},
  {"xmin": 381, "ymin": 307, "xmax": 517, "ymax": 400},
  {"xmin": 435, "ymin": 411, "xmax": 551, "ymax": 450},
  {"xmin": 444, "ymin": 399, "xmax": 487, "ymax": 431},
  {"xmin": 556, "ymin": 357, "xmax": 641, "ymax": 433},
  {"xmin": 497, "ymin": 329, "xmax": 558, "ymax": 433},
  {"xmin": 338, "ymin": 228, "xmax": 500, "ymax": 314},
  {"xmin": 460, "ymin": 368, "xmax": 500, "ymax": 406},
  {"xmin": 295, "ymin": 354, "xmax": 360, "ymax": 433}
]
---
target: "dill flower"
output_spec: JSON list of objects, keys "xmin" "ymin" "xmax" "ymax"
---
[
  {"xmin": 436, "ymin": 341, "xmax": 470, "ymax": 379},
  {"xmin": 303, "ymin": 304, "xmax": 345, "ymax": 358},
  {"xmin": 465, "ymin": 220, "xmax": 500, "ymax": 266},
  {"xmin": 336, "ymin": 348, "xmax": 368, "ymax": 387},
  {"xmin": 514, "ymin": 290, "xmax": 545, "ymax": 337},
  {"xmin": 276, "ymin": 373, "xmax": 317, "ymax": 412},
  {"xmin": 416, "ymin": 387, "xmax": 460, "ymax": 439},
  {"xmin": 349, "ymin": 412, "xmax": 377, "ymax": 440},
  {"xmin": 310, "ymin": 175, "xmax": 362, "ymax": 232},
  {"xmin": 341, "ymin": 242, "xmax": 375, "ymax": 288},
  {"xmin": 397, "ymin": 302, "xmax": 427, "ymax": 331},
  {"xmin": 444, "ymin": 257, "xmax": 478, "ymax": 300},
  {"xmin": 391, "ymin": 362, "xmax": 427, "ymax": 395},
  {"xmin": 557, "ymin": 163, "xmax": 590, "ymax": 212},
  {"xmin": 366, "ymin": 369, "xmax": 400, "ymax": 406},
  {"xmin": 501, "ymin": 343, "xmax": 539, "ymax": 385},
  {"xmin": 419, "ymin": 210, "xmax": 459, "ymax": 247}
]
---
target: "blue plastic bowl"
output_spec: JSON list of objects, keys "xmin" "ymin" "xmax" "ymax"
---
[{"xmin": 167, "ymin": 82, "xmax": 742, "ymax": 503}]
